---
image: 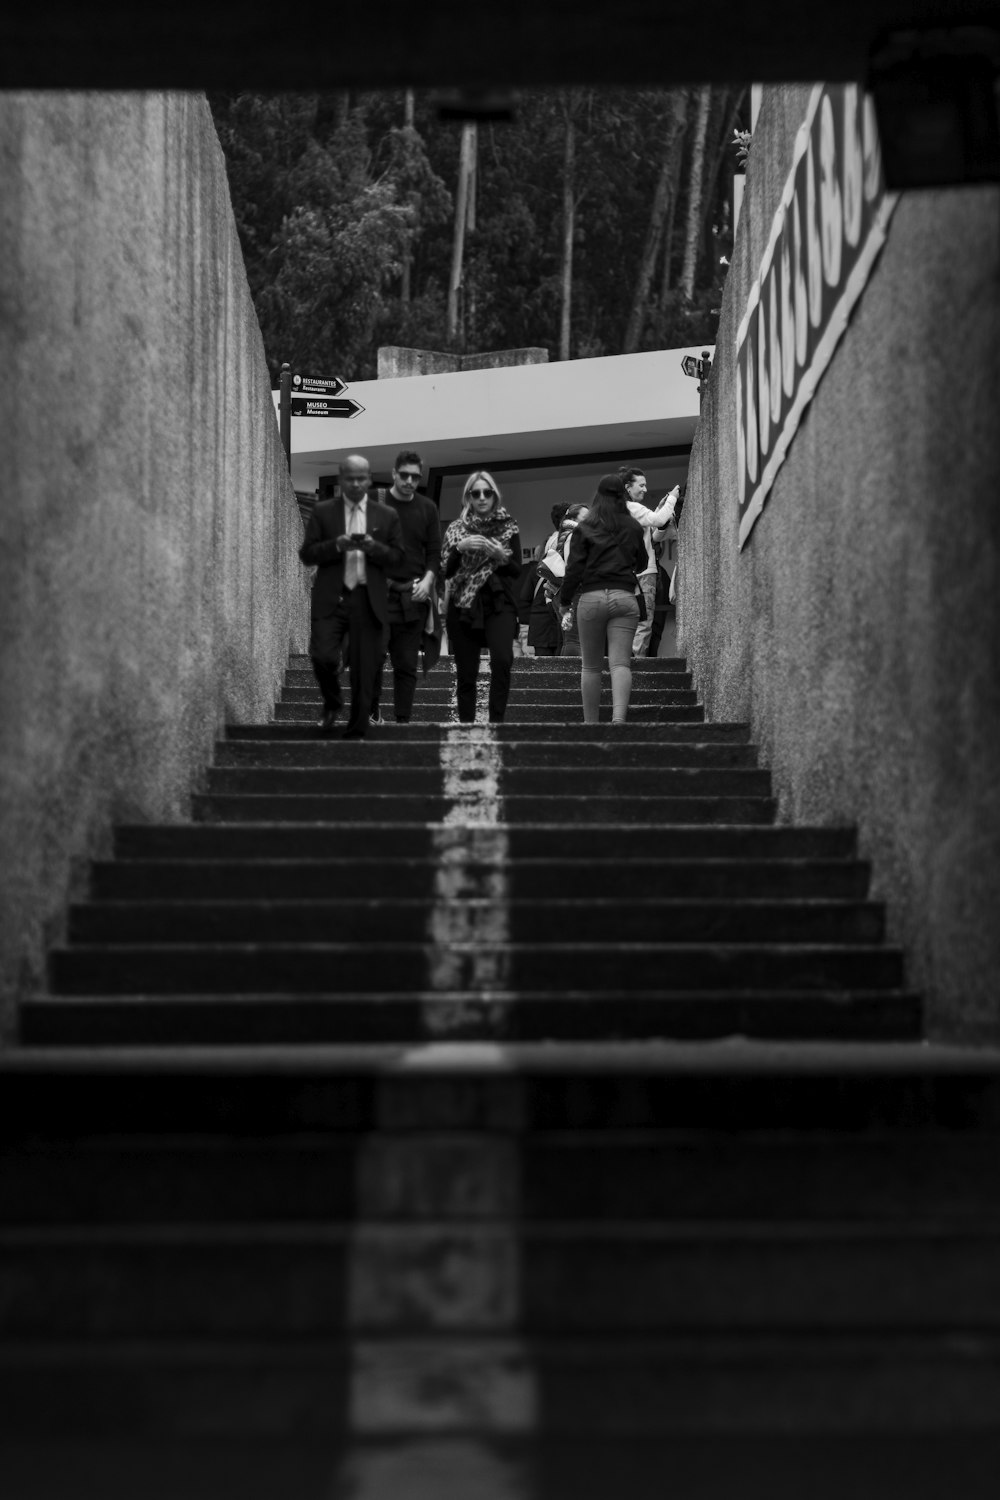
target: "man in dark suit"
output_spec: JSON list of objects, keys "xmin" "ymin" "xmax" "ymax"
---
[{"xmin": 299, "ymin": 453, "xmax": 404, "ymax": 739}]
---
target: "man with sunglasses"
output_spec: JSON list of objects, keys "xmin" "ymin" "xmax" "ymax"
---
[{"xmin": 369, "ymin": 450, "xmax": 442, "ymax": 725}]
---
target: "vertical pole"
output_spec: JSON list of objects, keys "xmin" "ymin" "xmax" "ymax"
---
[
  {"xmin": 698, "ymin": 350, "xmax": 712, "ymax": 407},
  {"xmin": 279, "ymin": 362, "xmax": 292, "ymax": 473}
]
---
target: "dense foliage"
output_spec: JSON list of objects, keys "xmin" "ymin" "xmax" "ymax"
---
[{"xmin": 209, "ymin": 87, "xmax": 748, "ymax": 385}]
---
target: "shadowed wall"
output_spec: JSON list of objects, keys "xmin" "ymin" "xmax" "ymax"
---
[
  {"xmin": 679, "ymin": 85, "xmax": 1000, "ymax": 1040},
  {"xmin": 0, "ymin": 92, "xmax": 309, "ymax": 1038}
]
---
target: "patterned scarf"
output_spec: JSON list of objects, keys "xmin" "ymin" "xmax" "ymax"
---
[{"xmin": 443, "ymin": 505, "xmax": 519, "ymax": 610}]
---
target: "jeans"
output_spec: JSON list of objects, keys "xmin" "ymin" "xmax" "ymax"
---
[
  {"xmin": 576, "ymin": 588, "xmax": 640, "ymax": 723},
  {"xmin": 447, "ymin": 606, "xmax": 517, "ymax": 722},
  {"xmin": 631, "ymin": 572, "xmax": 658, "ymax": 657}
]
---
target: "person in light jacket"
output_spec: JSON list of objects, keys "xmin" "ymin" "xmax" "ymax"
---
[{"xmin": 620, "ymin": 466, "xmax": 681, "ymax": 658}]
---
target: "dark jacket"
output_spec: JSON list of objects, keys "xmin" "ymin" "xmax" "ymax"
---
[
  {"xmin": 299, "ymin": 494, "xmax": 404, "ymax": 626},
  {"xmin": 383, "ymin": 490, "xmax": 442, "ymax": 583},
  {"xmin": 560, "ymin": 515, "xmax": 646, "ymax": 606},
  {"xmin": 444, "ymin": 531, "xmax": 523, "ymax": 619}
]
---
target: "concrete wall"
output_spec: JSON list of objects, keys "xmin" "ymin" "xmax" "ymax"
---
[
  {"xmin": 679, "ymin": 85, "xmax": 1000, "ymax": 1041},
  {"xmin": 377, "ymin": 346, "xmax": 549, "ymax": 378},
  {"xmin": 0, "ymin": 92, "xmax": 310, "ymax": 1039}
]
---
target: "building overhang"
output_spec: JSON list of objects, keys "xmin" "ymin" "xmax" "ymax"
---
[{"xmin": 277, "ymin": 346, "xmax": 711, "ymax": 495}]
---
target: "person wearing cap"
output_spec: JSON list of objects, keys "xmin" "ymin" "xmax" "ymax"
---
[
  {"xmin": 619, "ymin": 467, "xmax": 681, "ymax": 658},
  {"xmin": 559, "ymin": 474, "xmax": 647, "ymax": 725}
]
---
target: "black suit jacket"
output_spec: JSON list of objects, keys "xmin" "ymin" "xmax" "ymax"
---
[{"xmin": 300, "ymin": 494, "xmax": 404, "ymax": 626}]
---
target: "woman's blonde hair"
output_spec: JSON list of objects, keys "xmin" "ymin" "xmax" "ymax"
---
[{"xmin": 459, "ymin": 470, "xmax": 502, "ymax": 522}]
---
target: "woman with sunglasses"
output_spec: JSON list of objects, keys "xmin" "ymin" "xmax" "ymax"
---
[
  {"xmin": 442, "ymin": 472, "xmax": 522, "ymax": 723},
  {"xmin": 559, "ymin": 473, "xmax": 647, "ymax": 724}
]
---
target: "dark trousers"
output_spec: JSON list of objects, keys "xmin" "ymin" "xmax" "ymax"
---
[
  {"xmin": 448, "ymin": 607, "xmax": 516, "ymax": 722},
  {"xmin": 371, "ymin": 613, "xmax": 423, "ymax": 722},
  {"xmin": 310, "ymin": 586, "xmax": 386, "ymax": 735}
]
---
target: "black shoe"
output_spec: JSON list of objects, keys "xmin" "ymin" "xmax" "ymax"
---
[
  {"xmin": 317, "ymin": 709, "xmax": 339, "ymax": 735},
  {"xmin": 395, "ymin": 716, "xmax": 410, "ymax": 724}
]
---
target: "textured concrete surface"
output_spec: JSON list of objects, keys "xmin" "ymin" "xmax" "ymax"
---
[
  {"xmin": 680, "ymin": 85, "xmax": 1000, "ymax": 1041},
  {"xmin": 377, "ymin": 346, "xmax": 549, "ymax": 379},
  {"xmin": 0, "ymin": 92, "xmax": 309, "ymax": 1038}
]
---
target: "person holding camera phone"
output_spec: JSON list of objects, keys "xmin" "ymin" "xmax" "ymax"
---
[
  {"xmin": 619, "ymin": 467, "xmax": 682, "ymax": 658},
  {"xmin": 299, "ymin": 453, "xmax": 404, "ymax": 738},
  {"xmin": 442, "ymin": 471, "xmax": 522, "ymax": 723}
]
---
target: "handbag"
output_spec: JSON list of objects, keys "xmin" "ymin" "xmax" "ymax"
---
[{"xmin": 536, "ymin": 548, "xmax": 566, "ymax": 589}]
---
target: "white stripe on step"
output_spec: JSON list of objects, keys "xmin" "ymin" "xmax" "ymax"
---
[{"xmin": 428, "ymin": 726, "xmax": 510, "ymax": 1005}]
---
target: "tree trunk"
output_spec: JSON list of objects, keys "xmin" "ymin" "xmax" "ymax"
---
[
  {"xmin": 559, "ymin": 102, "xmax": 575, "ymax": 361},
  {"xmin": 447, "ymin": 123, "xmax": 476, "ymax": 343},
  {"xmin": 465, "ymin": 124, "xmax": 478, "ymax": 343},
  {"xmin": 698, "ymin": 86, "xmax": 746, "ymax": 245},
  {"xmin": 680, "ymin": 85, "xmax": 711, "ymax": 301},
  {"xmin": 659, "ymin": 90, "xmax": 690, "ymax": 304},
  {"xmin": 624, "ymin": 91, "xmax": 687, "ymax": 353},
  {"xmin": 400, "ymin": 89, "xmax": 415, "ymax": 306}
]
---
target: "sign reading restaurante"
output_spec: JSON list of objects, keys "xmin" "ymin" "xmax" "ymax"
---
[{"xmin": 736, "ymin": 84, "xmax": 898, "ymax": 548}]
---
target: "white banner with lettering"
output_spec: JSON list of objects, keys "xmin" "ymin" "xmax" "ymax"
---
[{"xmin": 736, "ymin": 85, "xmax": 898, "ymax": 548}]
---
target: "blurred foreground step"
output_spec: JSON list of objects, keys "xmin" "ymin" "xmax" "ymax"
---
[
  {"xmin": 190, "ymin": 794, "xmax": 777, "ymax": 824},
  {"xmin": 66, "ymin": 897, "xmax": 885, "ymax": 945},
  {"xmin": 22, "ymin": 989, "xmax": 922, "ymax": 1047},
  {"xmin": 48, "ymin": 941, "xmax": 906, "ymax": 994},
  {"xmin": 88, "ymin": 858, "xmax": 872, "ymax": 902}
]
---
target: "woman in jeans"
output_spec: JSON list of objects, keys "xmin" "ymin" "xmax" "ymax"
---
[
  {"xmin": 559, "ymin": 474, "xmax": 646, "ymax": 725},
  {"xmin": 442, "ymin": 471, "xmax": 522, "ymax": 723}
]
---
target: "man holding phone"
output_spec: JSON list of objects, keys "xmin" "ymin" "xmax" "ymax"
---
[{"xmin": 299, "ymin": 453, "xmax": 404, "ymax": 738}]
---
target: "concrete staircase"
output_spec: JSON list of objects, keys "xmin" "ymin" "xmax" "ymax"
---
[{"xmin": 2, "ymin": 655, "xmax": 999, "ymax": 1497}]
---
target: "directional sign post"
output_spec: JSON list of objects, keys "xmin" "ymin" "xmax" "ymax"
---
[
  {"xmin": 680, "ymin": 350, "xmax": 713, "ymax": 406},
  {"xmin": 292, "ymin": 374, "xmax": 347, "ymax": 398},
  {"xmin": 290, "ymin": 396, "xmax": 365, "ymax": 419}
]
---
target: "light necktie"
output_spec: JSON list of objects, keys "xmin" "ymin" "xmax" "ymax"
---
[{"xmin": 344, "ymin": 502, "xmax": 363, "ymax": 589}]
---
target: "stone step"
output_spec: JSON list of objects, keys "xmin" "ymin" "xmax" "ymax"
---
[
  {"xmin": 204, "ymin": 766, "xmax": 773, "ymax": 797},
  {"xmin": 273, "ymin": 702, "xmax": 707, "ymax": 723},
  {"xmin": 284, "ymin": 660, "xmax": 692, "ymax": 678},
  {"xmin": 89, "ymin": 858, "xmax": 871, "ymax": 902},
  {"xmin": 47, "ymin": 942, "xmax": 905, "ymax": 995},
  {"xmin": 5, "ymin": 1044, "xmax": 998, "ymax": 1133},
  {"xmin": 22, "ymin": 989, "xmax": 921, "ymax": 1047},
  {"xmin": 2, "ymin": 1221, "xmax": 996, "ymax": 1339},
  {"xmin": 4, "ymin": 1337, "xmax": 999, "ymax": 1450},
  {"xmin": 231, "ymin": 720, "xmax": 746, "ymax": 742},
  {"xmin": 214, "ymin": 739, "xmax": 760, "ymax": 768},
  {"xmin": 4, "ymin": 1128, "xmax": 988, "ymax": 1226},
  {"xmin": 190, "ymin": 794, "xmax": 777, "ymax": 824},
  {"xmin": 290, "ymin": 668, "xmax": 697, "ymax": 691},
  {"xmin": 113, "ymin": 824, "xmax": 858, "ymax": 861},
  {"xmin": 66, "ymin": 898, "xmax": 883, "ymax": 946},
  {"xmin": 280, "ymin": 684, "xmax": 700, "ymax": 704}
]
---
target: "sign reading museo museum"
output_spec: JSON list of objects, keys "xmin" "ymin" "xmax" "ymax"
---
[{"xmin": 736, "ymin": 85, "xmax": 898, "ymax": 548}]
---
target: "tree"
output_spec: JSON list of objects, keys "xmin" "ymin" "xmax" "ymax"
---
[
  {"xmin": 558, "ymin": 94, "xmax": 577, "ymax": 361},
  {"xmin": 623, "ymin": 90, "xmax": 688, "ymax": 353},
  {"xmin": 447, "ymin": 123, "xmax": 477, "ymax": 343},
  {"xmin": 210, "ymin": 84, "xmax": 738, "ymax": 378},
  {"xmin": 679, "ymin": 86, "xmax": 711, "ymax": 302}
]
